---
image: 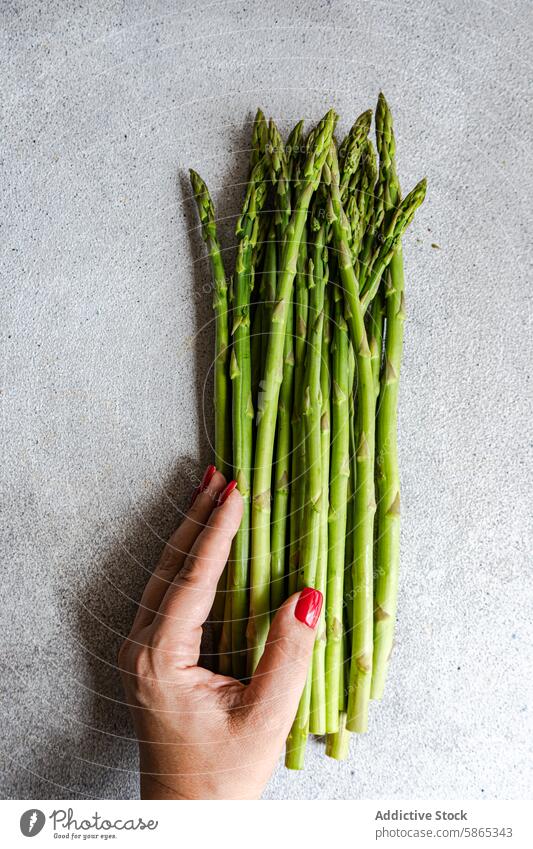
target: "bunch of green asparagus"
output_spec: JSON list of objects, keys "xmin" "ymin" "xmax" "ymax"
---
[{"xmin": 189, "ymin": 94, "xmax": 426, "ymax": 769}]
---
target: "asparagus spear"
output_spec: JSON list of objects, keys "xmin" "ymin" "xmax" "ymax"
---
[
  {"xmin": 250, "ymin": 108, "xmax": 270, "ymax": 268},
  {"xmin": 344, "ymin": 338, "xmax": 356, "ymax": 702},
  {"xmin": 282, "ymin": 123, "xmax": 307, "ymax": 597},
  {"xmin": 355, "ymin": 108, "xmax": 425, "ymax": 307},
  {"xmin": 371, "ymin": 254, "xmax": 404, "ymax": 699},
  {"xmin": 270, "ymin": 119, "xmax": 298, "ymax": 612},
  {"xmin": 286, "ymin": 220, "xmax": 328, "ymax": 768},
  {"xmin": 250, "ymin": 109, "xmax": 271, "ymax": 401},
  {"xmin": 263, "ymin": 119, "xmax": 291, "ymax": 348},
  {"xmin": 367, "ymin": 92, "xmax": 397, "ymax": 437},
  {"xmin": 298, "ymin": 228, "xmax": 327, "ymax": 597},
  {"xmin": 248, "ymin": 110, "xmax": 337, "ymax": 674},
  {"xmin": 270, "ymin": 289, "xmax": 294, "ymax": 610},
  {"xmin": 250, "ymin": 284, "xmax": 264, "ymax": 409},
  {"xmin": 309, "ymin": 271, "xmax": 331, "ymax": 735},
  {"xmin": 368, "ymin": 290, "xmax": 384, "ymax": 398},
  {"xmin": 251, "ymin": 108, "xmax": 268, "ymax": 170},
  {"xmin": 371, "ymin": 93, "xmax": 424, "ymax": 698},
  {"xmin": 268, "ymin": 118, "xmax": 291, "ymax": 240},
  {"xmin": 286, "ymin": 120, "xmax": 305, "ymax": 175},
  {"xmin": 344, "ymin": 338, "xmax": 356, "ymax": 642},
  {"xmin": 189, "ymin": 169, "xmax": 232, "ymax": 665},
  {"xmin": 338, "ymin": 109, "xmax": 372, "ymax": 197},
  {"xmin": 360, "ymin": 178, "xmax": 426, "ymax": 312},
  {"xmin": 189, "ymin": 170, "xmax": 232, "ymax": 479},
  {"xmin": 325, "ymin": 287, "xmax": 350, "ymax": 732},
  {"xmin": 327, "ymin": 143, "xmax": 375, "ymax": 733},
  {"xmin": 288, "ymin": 233, "xmax": 309, "ymax": 595},
  {"xmin": 350, "ymin": 139, "xmax": 377, "ymax": 271},
  {"xmin": 259, "ymin": 224, "xmax": 277, "ymax": 375},
  {"xmin": 284, "ymin": 119, "xmax": 307, "ymax": 594},
  {"xmin": 337, "ymin": 111, "xmax": 372, "ymax": 273},
  {"xmin": 325, "ymin": 711, "xmax": 350, "ymax": 761},
  {"xmin": 374, "ymin": 92, "xmax": 400, "ymax": 217},
  {"xmin": 227, "ymin": 156, "xmax": 269, "ymax": 677}
]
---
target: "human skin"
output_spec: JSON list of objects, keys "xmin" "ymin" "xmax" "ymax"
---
[{"xmin": 118, "ymin": 466, "xmax": 322, "ymax": 800}]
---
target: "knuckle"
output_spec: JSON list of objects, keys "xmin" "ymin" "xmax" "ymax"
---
[
  {"xmin": 129, "ymin": 646, "xmax": 152, "ymax": 681},
  {"xmin": 156, "ymin": 550, "xmax": 182, "ymax": 579},
  {"xmin": 208, "ymin": 522, "xmax": 236, "ymax": 544},
  {"xmin": 175, "ymin": 555, "xmax": 200, "ymax": 588},
  {"xmin": 118, "ymin": 635, "xmax": 152, "ymax": 680},
  {"xmin": 117, "ymin": 637, "xmax": 133, "ymax": 670},
  {"xmin": 120, "ymin": 645, "xmax": 162, "ymax": 706}
]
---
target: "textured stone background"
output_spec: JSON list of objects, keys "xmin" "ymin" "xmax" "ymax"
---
[{"xmin": 1, "ymin": 0, "xmax": 531, "ymax": 800}]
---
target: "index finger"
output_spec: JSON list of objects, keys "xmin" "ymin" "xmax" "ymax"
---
[
  {"xmin": 153, "ymin": 484, "xmax": 243, "ymax": 668},
  {"xmin": 130, "ymin": 468, "xmax": 227, "ymax": 633}
]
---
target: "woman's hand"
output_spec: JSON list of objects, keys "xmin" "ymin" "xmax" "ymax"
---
[{"xmin": 118, "ymin": 466, "xmax": 323, "ymax": 800}]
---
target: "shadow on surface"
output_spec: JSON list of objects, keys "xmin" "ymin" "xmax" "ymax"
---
[{"xmin": 4, "ymin": 125, "xmax": 256, "ymax": 799}]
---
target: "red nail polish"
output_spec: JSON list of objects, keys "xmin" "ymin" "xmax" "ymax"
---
[
  {"xmin": 200, "ymin": 464, "xmax": 217, "ymax": 492},
  {"xmin": 217, "ymin": 480, "xmax": 238, "ymax": 506},
  {"xmin": 188, "ymin": 486, "xmax": 200, "ymax": 508},
  {"xmin": 294, "ymin": 587, "xmax": 323, "ymax": 628}
]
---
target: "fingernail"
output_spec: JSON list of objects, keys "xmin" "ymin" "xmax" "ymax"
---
[
  {"xmin": 199, "ymin": 464, "xmax": 217, "ymax": 492},
  {"xmin": 188, "ymin": 486, "xmax": 200, "ymax": 509},
  {"xmin": 294, "ymin": 587, "xmax": 323, "ymax": 629},
  {"xmin": 217, "ymin": 480, "xmax": 238, "ymax": 506}
]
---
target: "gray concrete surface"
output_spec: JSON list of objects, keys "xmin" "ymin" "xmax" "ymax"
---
[{"xmin": 1, "ymin": 0, "xmax": 532, "ymax": 800}]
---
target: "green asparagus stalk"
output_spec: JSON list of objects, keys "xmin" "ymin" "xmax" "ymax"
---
[
  {"xmin": 344, "ymin": 339, "xmax": 356, "ymax": 642},
  {"xmin": 352, "ymin": 140, "xmax": 377, "ymax": 271},
  {"xmin": 249, "ymin": 110, "xmax": 272, "ymax": 400},
  {"xmin": 327, "ymin": 143, "xmax": 375, "ymax": 733},
  {"xmin": 268, "ymin": 118, "xmax": 292, "ymax": 241},
  {"xmin": 298, "ymin": 231, "xmax": 327, "ymax": 591},
  {"xmin": 286, "ymin": 120, "xmax": 305, "ymax": 178},
  {"xmin": 248, "ymin": 110, "xmax": 337, "ymax": 674},
  {"xmin": 270, "ymin": 121, "xmax": 304, "ymax": 608},
  {"xmin": 250, "ymin": 289, "xmax": 264, "ymax": 409},
  {"xmin": 288, "ymin": 233, "xmax": 309, "ymax": 595},
  {"xmin": 360, "ymin": 178, "xmax": 427, "ymax": 312},
  {"xmin": 251, "ymin": 108, "xmax": 268, "ymax": 170},
  {"xmin": 368, "ymin": 290, "xmax": 384, "ymax": 398},
  {"xmin": 189, "ymin": 169, "xmax": 232, "ymax": 665},
  {"xmin": 284, "ymin": 122, "xmax": 307, "ymax": 598},
  {"xmin": 227, "ymin": 156, "xmax": 269, "ymax": 677},
  {"xmin": 270, "ymin": 290, "xmax": 294, "ymax": 610},
  {"xmin": 374, "ymin": 93, "xmax": 400, "ymax": 217},
  {"xmin": 309, "ymin": 281, "xmax": 331, "ymax": 735},
  {"xmin": 189, "ymin": 170, "xmax": 232, "ymax": 479},
  {"xmin": 325, "ymin": 711, "xmax": 351, "ymax": 760},
  {"xmin": 262, "ymin": 118, "xmax": 291, "ymax": 431},
  {"xmin": 270, "ymin": 120, "xmax": 304, "ymax": 606},
  {"xmin": 286, "ymin": 220, "xmax": 328, "ymax": 768},
  {"xmin": 325, "ymin": 288, "xmax": 350, "ymax": 732},
  {"xmin": 371, "ymin": 253, "xmax": 405, "ymax": 698},
  {"xmin": 343, "ymin": 342, "xmax": 356, "ymax": 716},
  {"xmin": 260, "ymin": 224, "xmax": 277, "ymax": 371},
  {"xmin": 250, "ymin": 108, "xmax": 269, "ymax": 267},
  {"xmin": 371, "ymin": 93, "xmax": 420, "ymax": 699},
  {"xmin": 358, "ymin": 96, "xmax": 393, "ymax": 288},
  {"xmin": 338, "ymin": 110, "xmax": 372, "ymax": 197}
]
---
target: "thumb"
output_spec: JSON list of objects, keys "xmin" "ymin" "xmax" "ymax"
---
[{"xmin": 244, "ymin": 588, "xmax": 323, "ymax": 728}]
